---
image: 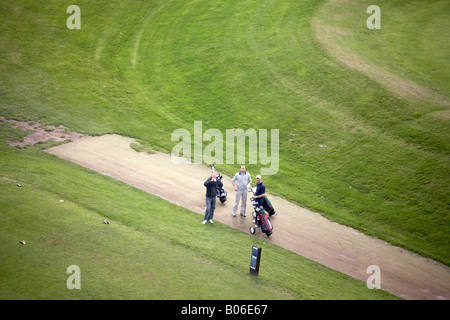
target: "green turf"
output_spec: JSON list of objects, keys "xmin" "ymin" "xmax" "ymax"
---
[{"xmin": 0, "ymin": 0, "xmax": 448, "ymax": 298}]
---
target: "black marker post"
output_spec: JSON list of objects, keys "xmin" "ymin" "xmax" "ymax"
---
[{"xmin": 250, "ymin": 245, "xmax": 262, "ymax": 276}]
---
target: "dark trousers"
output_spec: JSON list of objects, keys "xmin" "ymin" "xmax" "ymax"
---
[{"xmin": 204, "ymin": 196, "xmax": 216, "ymax": 221}]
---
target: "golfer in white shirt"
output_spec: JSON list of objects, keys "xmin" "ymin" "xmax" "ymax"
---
[{"xmin": 231, "ymin": 165, "xmax": 252, "ymax": 217}]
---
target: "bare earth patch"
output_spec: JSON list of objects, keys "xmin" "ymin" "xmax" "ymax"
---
[{"xmin": 0, "ymin": 116, "xmax": 87, "ymax": 147}]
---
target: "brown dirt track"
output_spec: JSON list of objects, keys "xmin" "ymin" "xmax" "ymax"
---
[{"xmin": 44, "ymin": 134, "xmax": 450, "ymax": 300}]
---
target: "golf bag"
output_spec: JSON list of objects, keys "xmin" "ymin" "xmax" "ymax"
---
[
  {"xmin": 249, "ymin": 199, "xmax": 273, "ymax": 237},
  {"xmin": 262, "ymin": 196, "xmax": 275, "ymax": 216},
  {"xmin": 248, "ymin": 185, "xmax": 276, "ymax": 216},
  {"xmin": 210, "ymin": 164, "xmax": 227, "ymax": 203}
]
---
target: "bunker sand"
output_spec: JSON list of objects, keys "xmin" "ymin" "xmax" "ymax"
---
[{"xmin": 45, "ymin": 134, "xmax": 450, "ymax": 300}]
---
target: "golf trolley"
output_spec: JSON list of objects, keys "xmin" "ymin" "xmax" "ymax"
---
[
  {"xmin": 209, "ymin": 164, "xmax": 227, "ymax": 203},
  {"xmin": 247, "ymin": 185, "xmax": 276, "ymax": 216},
  {"xmin": 248, "ymin": 186, "xmax": 273, "ymax": 237}
]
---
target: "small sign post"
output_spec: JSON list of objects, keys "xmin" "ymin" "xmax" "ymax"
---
[{"xmin": 250, "ymin": 245, "xmax": 262, "ymax": 276}]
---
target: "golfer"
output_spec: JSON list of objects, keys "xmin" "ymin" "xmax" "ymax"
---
[
  {"xmin": 252, "ymin": 175, "xmax": 266, "ymax": 207},
  {"xmin": 231, "ymin": 165, "xmax": 252, "ymax": 217},
  {"xmin": 203, "ymin": 171, "xmax": 222, "ymax": 224}
]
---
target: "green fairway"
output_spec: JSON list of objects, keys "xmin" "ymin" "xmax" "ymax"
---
[{"xmin": 0, "ymin": 0, "xmax": 448, "ymax": 299}]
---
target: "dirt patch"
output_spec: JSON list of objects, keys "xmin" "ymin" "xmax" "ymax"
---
[
  {"xmin": 0, "ymin": 116, "xmax": 87, "ymax": 147},
  {"xmin": 44, "ymin": 134, "xmax": 450, "ymax": 300}
]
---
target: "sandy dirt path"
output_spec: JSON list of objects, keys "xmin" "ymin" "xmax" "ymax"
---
[{"xmin": 45, "ymin": 134, "xmax": 450, "ymax": 300}]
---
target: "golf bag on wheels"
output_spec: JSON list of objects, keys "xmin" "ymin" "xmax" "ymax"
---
[
  {"xmin": 248, "ymin": 185, "xmax": 276, "ymax": 216},
  {"xmin": 209, "ymin": 164, "xmax": 227, "ymax": 203},
  {"xmin": 249, "ymin": 199, "xmax": 273, "ymax": 237}
]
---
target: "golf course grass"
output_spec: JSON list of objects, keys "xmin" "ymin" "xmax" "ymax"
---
[{"xmin": 0, "ymin": 0, "xmax": 448, "ymax": 299}]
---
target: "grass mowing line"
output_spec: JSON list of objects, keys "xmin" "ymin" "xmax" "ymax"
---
[{"xmin": 130, "ymin": 0, "xmax": 172, "ymax": 68}]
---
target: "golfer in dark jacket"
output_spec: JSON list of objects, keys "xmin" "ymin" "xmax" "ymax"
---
[
  {"xmin": 253, "ymin": 175, "xmax": 266, "ymax": 206},
  {"xmin": 203, "ymin": 171, "xmax": 223, "ymax": 224}
]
